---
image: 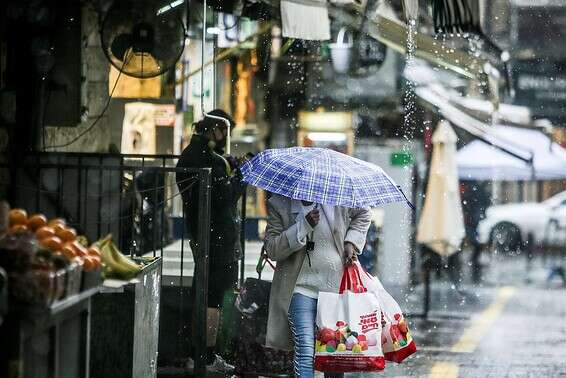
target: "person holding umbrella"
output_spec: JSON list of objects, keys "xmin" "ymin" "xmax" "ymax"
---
[
  {"xmin": 239, "ymin": 147, "xmax": 410, "ymax": 377},
  {"xmin": 264, "ymin": 195, "xmax": 370, "ymax": 377}
]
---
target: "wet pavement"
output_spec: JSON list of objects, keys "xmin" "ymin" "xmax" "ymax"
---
[
  {"xmin": 345, "ymin": 252, "xmax": 566, "ymax": 377},
  {"xmin": 159, "ymin": 250, "xmax": 566, "ymax": 377}
]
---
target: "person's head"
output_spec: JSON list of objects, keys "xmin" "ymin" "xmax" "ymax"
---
[{"xmin": 194, "ymin": 109, "xmax": 235, "ymax": 150}]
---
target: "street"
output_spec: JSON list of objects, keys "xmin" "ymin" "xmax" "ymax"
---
[{"xmin": 343, "ymin": 253, "xmax": 566, "ymax": 377}]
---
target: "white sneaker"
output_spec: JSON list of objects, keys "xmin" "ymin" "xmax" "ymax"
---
[{"xmin": 206, "ymin": 354, "xmax": 235, "ymax": 374}]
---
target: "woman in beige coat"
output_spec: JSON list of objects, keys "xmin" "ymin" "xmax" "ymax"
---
[{"xmin": 263, "ymin": 194, "xmax": 371, "ymax": 377}]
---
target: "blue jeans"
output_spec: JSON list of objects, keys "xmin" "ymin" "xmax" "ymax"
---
[{"xmin": 288, "ymin": 293, "xmax": 344, "ymax": 378}]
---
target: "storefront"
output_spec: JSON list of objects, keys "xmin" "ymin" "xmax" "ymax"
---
[{"xmin": 297, "ymin": 110, "xmax": 355, "ymax": 155}]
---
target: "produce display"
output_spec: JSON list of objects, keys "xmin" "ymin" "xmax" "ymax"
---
[{"xmin": 0, "ymin": 202, "xmax": 145, "ymax": 307}]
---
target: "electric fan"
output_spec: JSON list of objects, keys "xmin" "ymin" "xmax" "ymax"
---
[{"xmin": 100, "ymin": 0, "xmax": 186, "ymax": 78}]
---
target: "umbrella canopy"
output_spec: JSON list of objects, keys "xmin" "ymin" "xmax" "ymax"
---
[
  {"xmin": 240, "ymin": 147, "xmax": 406, "ymax": 208},
  {"xmin": 417, "ymin": 121, "xmax": 465, "ymax": 256}
]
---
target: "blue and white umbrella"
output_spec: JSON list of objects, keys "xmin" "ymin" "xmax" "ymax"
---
[{"xmin": 240, "ymin": 147, "xmax": 410, "ymax": 209}]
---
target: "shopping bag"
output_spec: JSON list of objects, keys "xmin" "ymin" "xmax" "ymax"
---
[
  {"xmin": 217, "ymin": 288, "xmax": 238, "ymax": 359},
  {"xmin": 357, "ymin": 262, "xmax": 417, "ymax": 363},
  {"xmin": 315, "ymin": 264, "xmax": 385, "ymax": 372},
  {"xmin": 233, "ymin": 248, "xmax": 294, "ymax": 375}
]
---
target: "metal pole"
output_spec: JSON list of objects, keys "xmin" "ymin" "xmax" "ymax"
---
[
  {"xmin": 194, "ymin": 168, "xmax": 211, "ymax": 377},
  {"xmin": 423, "ymin": 258, "xmax": 431, "ymax": 319},
  {"xmin": 201, "ymin": 0, "xmax": 206, "ymax": 117},
  {"xmin": 239, "ymin": 189, "xmax": 247, "ymax": 288}
]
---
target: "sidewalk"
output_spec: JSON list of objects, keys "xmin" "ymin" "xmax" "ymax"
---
[{"xmin": 158, "ymin": 239, "xmax": 273, "ymax": 282}]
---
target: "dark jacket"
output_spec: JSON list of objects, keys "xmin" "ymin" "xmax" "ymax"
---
[{"xmin": 176, "ymin": 134, "xmax": 245, "ymax": 265}]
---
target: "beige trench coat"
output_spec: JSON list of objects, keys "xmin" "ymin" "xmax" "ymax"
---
[{"xmin": 263, "ymin": 194, "xmax": 371, "ymax": 351}]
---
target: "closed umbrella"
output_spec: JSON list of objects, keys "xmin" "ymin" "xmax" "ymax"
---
[
  {"xmin": 240, "ymin": 147, "xmax": 410, "ymax": 209},
  {"xmin": 417, "ymin": 120, "xmax": 465, "ymax": 256}
]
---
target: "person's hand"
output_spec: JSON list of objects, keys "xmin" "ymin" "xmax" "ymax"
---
[
  {"xmin": 225, "ymin": 155, "xmax": 239, "ymax": 171},
  {"xmin": 305, "ymin": 208, "xmax": 320, "ymax": 228},
  {"xmin": 344, "ymin": 242, "xmax": 358, "ymax": 266},
  {"xmin": 236, "ymin": 154, "xmax": 252, "ymax": 167}
]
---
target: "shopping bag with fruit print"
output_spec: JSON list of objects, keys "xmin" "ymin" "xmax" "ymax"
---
[
  {"xmin": 314, "ymin": 264, "xmax": 385, "ymax": 372},
  {"xmin": 356, "ymin": 262, "xmax": 417, "ymax": 363}
]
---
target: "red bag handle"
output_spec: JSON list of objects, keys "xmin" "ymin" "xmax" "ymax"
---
[
  {"xmin": 339, "ymin": 267, "xmax": 351, "ymax": 293},
  {"xmin": 339, "ymin": 264, "xmax": 367, "ymax": 293}
]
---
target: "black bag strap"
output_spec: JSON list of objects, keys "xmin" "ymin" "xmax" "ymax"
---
[{"xmin": 256, "ymin": 245, "xmax": 275, "ymax": 280}]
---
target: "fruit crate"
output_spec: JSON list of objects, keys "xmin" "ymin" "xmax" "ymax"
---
[
  {"xmin": 89, "ymin": 256, "xmax": 161, "ymax": 378},
  {"xmin": 0, "ymin": 286, "xmax": 98, "ymax": 378}
]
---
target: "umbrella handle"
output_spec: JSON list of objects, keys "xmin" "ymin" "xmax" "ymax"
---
[{"xmin": 397, "ymin": 186, "xmax": 416, "ymax": 211}]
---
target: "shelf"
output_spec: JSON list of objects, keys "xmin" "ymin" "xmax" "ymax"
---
[{"xmin": 50, "ymin": 286, "xmax": 99, "ymax": 315}]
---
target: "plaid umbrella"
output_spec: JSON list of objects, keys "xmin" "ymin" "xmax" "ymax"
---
[{"xmin": 240, "ymin": 147, "xmax": 408, "ymax": 208}]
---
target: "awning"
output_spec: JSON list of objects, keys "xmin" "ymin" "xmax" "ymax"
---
[
  {"xmin": 415, "ymin": 85, "xmax": 534, "ymax": 163},
  {"xmin": 457, "ymin": 125, "xmax": 566, "ymax": 181}
]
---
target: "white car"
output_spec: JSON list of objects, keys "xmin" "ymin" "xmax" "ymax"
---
[{"xmin": 477, "ymin": 190, "xmax": 566, "ymax": 251}]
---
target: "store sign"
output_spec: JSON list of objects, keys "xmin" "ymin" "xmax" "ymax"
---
[
  {"xmin": 154, "ymin": 104, "xmax": 176, "ymax": 126},
  {"xmin": 390, "ymin": 152, "xmax": 413, "ymax": 167},
  {"xmin": 511, "ymin": 60, "xmax": 566, "ymax": 121},
  {"xmin": 121, "ymin": 102, "xmax": 157, "ymax": 154}
]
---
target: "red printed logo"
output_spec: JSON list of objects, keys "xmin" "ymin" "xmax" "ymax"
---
[{"xmin": 358, "ymin": 311, "xmax": 379, "ymax": 333}]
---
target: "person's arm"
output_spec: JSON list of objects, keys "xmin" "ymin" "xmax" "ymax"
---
[
  {"xmin": 264, "ymin": 198, "xmax": 312, "ymax": 262},
  {"xmin": 209, "ymin": 161, "xmax": 246, "ymax": 208},
  {"xmin": 344, "ymin": 207, "xmax": 372, "ymax": 255}
]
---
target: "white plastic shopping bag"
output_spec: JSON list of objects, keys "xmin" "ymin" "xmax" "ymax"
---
[
  {"xmin": 315, "ymin": 264, "xmax": 385, "ymax": 372},
  {"xmin": 357, "ymin": 262, "xmax": 417, "ymax": 363}
]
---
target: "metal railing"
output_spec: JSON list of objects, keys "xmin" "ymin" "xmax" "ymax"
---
[{"xmin": 1, "ymin": 152, "xmax": 215, "ymax": 375}]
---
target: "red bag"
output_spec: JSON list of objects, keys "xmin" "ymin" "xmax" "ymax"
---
[
  {"xmin": 314, "ymin": 265, "xmax": 385, "ymax": 372},
  {"xmin": 357, "ymin": 263, "xmax": 417, "ymax": 363}
]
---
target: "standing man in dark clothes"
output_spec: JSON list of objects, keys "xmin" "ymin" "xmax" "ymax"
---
[
  {"xmin": 176, "ymin": 109, "xmax": 245, "ymax": 373},
  {"xmin": 461, "ymin": 181, "xmax": 491, "ymax": 283}
]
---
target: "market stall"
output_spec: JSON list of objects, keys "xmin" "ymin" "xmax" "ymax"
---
[{"xmin": 0, "ymin": 202, "xmax": 159, "ymax": 378}]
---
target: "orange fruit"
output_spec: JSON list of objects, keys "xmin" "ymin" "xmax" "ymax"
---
[
  {"xmin": 56, "ymin": 227, "xmax": 77, "ymax": 243},
  {"xmin": 71, "ymin": 256, "xmax": 84, "ymax": 267},
  {"xmin": 90, "ymin": 255, "xmax": 102, "ymax": 268},
  {"xmin": 61, "ymin": 243, "xmax": 78, "ymax": 260},
  {"xmin": 87, "ymin": 246, "xmax": 102, "ymax": 258},
  {"xmin": 9, "ymin": 224, "xmax": 29, "ymax": 234},
  {"xmin": 71, "ymin": 241, "xmax": 88, "ymax": 257},
  {"xmin": 48, "ymin": 218, "xmax": 66, "ymax": 227},
  {"xmin": 27, "ymin": 214, "xmax": 48, "ymax": 231},
  {"xmin": 36, "ymin": 226, "xmax": 56, "ymax": 240},
  {"xmin": 40, "ymin": 236, "xmax": 64, "ymax": 252},
  {"xmin": 52, "ymin": 223, "xmax": 66, "ymax": 236},
  {"xmin": 9, "ymin": 209, "xmax": 28, "ymax": 226},
  {"xmin": 83, "ymin": 256, "xmax": 96, "ymax": 272}
]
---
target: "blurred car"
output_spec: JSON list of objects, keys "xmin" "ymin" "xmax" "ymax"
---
[{"xmin": 477, "ymin": 190, "xmax": 566, "ymax": 252}]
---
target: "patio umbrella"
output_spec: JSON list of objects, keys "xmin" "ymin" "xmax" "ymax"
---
[
  {"xmin": 240, "ymin": 147, "xmax": 409, "ymax": 209},
  {"xmin": 417, "ymin": 120, "xmax": 465, "ymax": 256}
]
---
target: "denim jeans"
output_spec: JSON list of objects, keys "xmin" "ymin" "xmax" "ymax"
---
[{"xmin": 288, "ymin": 293, "xmax": 344, "ymax": 378}]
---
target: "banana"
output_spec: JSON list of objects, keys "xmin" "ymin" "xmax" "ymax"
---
[
  {"xmin": 108, "ymin": 241, "xmax": 141, "ymax": 272},
  {"xmin": 95, "ymin": 234, "xmax": 142, "ymax": 280},
  {"xmin": 100, "ymin": 245, "xmax": 137, "ymax": 280},
  {"xmin": 94, "ymin": 234, "xmax": 112, "ymax": 250}
]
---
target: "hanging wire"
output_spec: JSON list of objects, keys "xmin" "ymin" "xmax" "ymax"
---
[
  {"xmin": 12, "ymin": 175, "xmax": 196, "ymax": 198},
  {"xmin": 38, "ymin": 177, "xmax": 199, "ymax": 227},
  {"xmin": 44, "ymin": 55, "xmax": 130, "ymax": 150}
]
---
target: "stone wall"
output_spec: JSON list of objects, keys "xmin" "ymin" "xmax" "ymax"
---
[{"xmin": 43, "ymin": 4, "xmax": 111, "ymax": 152}]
